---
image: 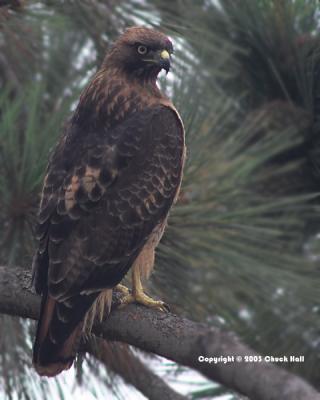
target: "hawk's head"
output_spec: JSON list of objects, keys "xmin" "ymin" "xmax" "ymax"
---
[{"xmin": 105, "ymin": 26, "xmax": 174, "ymax": 78}]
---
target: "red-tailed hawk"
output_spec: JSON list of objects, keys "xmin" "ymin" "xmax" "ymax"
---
[{"xmin": 32, "ymin": 26, "xmax": 185, "ymax": 377}]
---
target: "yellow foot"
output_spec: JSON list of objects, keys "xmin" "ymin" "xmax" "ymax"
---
[
  {"xmin": 114, "ymin": 284, "xmax": 130, "ymax": 295},
  {"xmin": 119, "ymin": 290, "xmax": 169, "ymax": 312}
]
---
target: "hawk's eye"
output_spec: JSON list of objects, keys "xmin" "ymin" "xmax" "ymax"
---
[{"xmin": 137, "ymin": 45, "xmax": 148, "ymax": 55}]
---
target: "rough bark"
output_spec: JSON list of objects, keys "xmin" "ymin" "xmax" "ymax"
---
[{"xmin": 0, "ymin": 266, "xmax": 319, "ymax": 400}]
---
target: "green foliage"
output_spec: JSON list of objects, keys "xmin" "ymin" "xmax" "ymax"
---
[
  {"xmin": 1, "ymin": 0, "xmax": 320, "ymax": 399},
  {"xmin": 0, "ymin": 83, "xmax": 71, "ymax": 265}
]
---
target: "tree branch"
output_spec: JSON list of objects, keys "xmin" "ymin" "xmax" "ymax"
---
[{"xmin": 0, "ymin": 266, "xmax": 319, "ymax": 400}]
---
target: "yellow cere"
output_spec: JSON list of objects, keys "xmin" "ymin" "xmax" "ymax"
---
[{"xmin": 160, "ymin": 50, "xmax": 170, "ymax": 60}]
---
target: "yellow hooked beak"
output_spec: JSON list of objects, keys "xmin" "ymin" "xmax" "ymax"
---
[
  {"xmin": 159, "ymin": 50, "xmax": 171, "ymax": 73},
  {"xmin": 143, "ymin": 49, "xmax": 171, "ymax": 73},
  {"xmin": 160, "ymin": 50, "xmax": 170, "ymax": 60}
]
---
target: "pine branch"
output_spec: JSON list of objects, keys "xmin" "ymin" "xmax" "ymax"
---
[
  {"xmin": 0, "ymin": 265, "xmax": 319, "ymax": 400},
  {"xmin": 86, "ymin": 338, "xmax": 188, "ymax": 400}
]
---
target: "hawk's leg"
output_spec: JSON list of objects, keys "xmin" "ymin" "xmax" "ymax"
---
[{"xmin": 118, "ymin": 266, "xmax": 169, "ymax": 312}]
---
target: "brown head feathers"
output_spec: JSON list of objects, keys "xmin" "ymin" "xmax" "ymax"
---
[
  {"xmin": 115, "ymin": 26, "xmax": 173, "ymax": 51},
  {"xmin": 76, "ymin": 26, "xmax": 174, "ymax": 126},
  {"xmin": 103, "ymin": 26, "xmax": 173, "ymax": 78}
]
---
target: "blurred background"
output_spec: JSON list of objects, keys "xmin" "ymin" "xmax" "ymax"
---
[{"xmin": 1, "ymin": 0, "xmax": 320, "ymax": 399}]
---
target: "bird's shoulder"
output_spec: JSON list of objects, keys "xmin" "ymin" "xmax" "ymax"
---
[
  {"xmin": 52, "ymin": 101, "xmax": 183, "ymax": 164},
  {"xmin": 38, "ymin": 103, "xmax": 184, "ymax": 224}
]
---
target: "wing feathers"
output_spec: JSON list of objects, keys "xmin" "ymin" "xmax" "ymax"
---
[{"xmin": 33, "ymin": 105, "xmax": 184, "ymax": 374}]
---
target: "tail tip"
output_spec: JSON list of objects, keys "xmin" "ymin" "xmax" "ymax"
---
[{"xmin": 33, "ymin": 359, "xmax": 73, "ymax": 377}]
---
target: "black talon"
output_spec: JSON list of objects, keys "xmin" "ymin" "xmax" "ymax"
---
[{"xmin": 161, "ymin": 302, "xmax": 170, "ymax": 312}]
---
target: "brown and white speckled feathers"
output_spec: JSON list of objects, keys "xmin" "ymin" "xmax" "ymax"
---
[{"xmin": 32, "ymin": 26, "xmax": 185, "ymax": 377}]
